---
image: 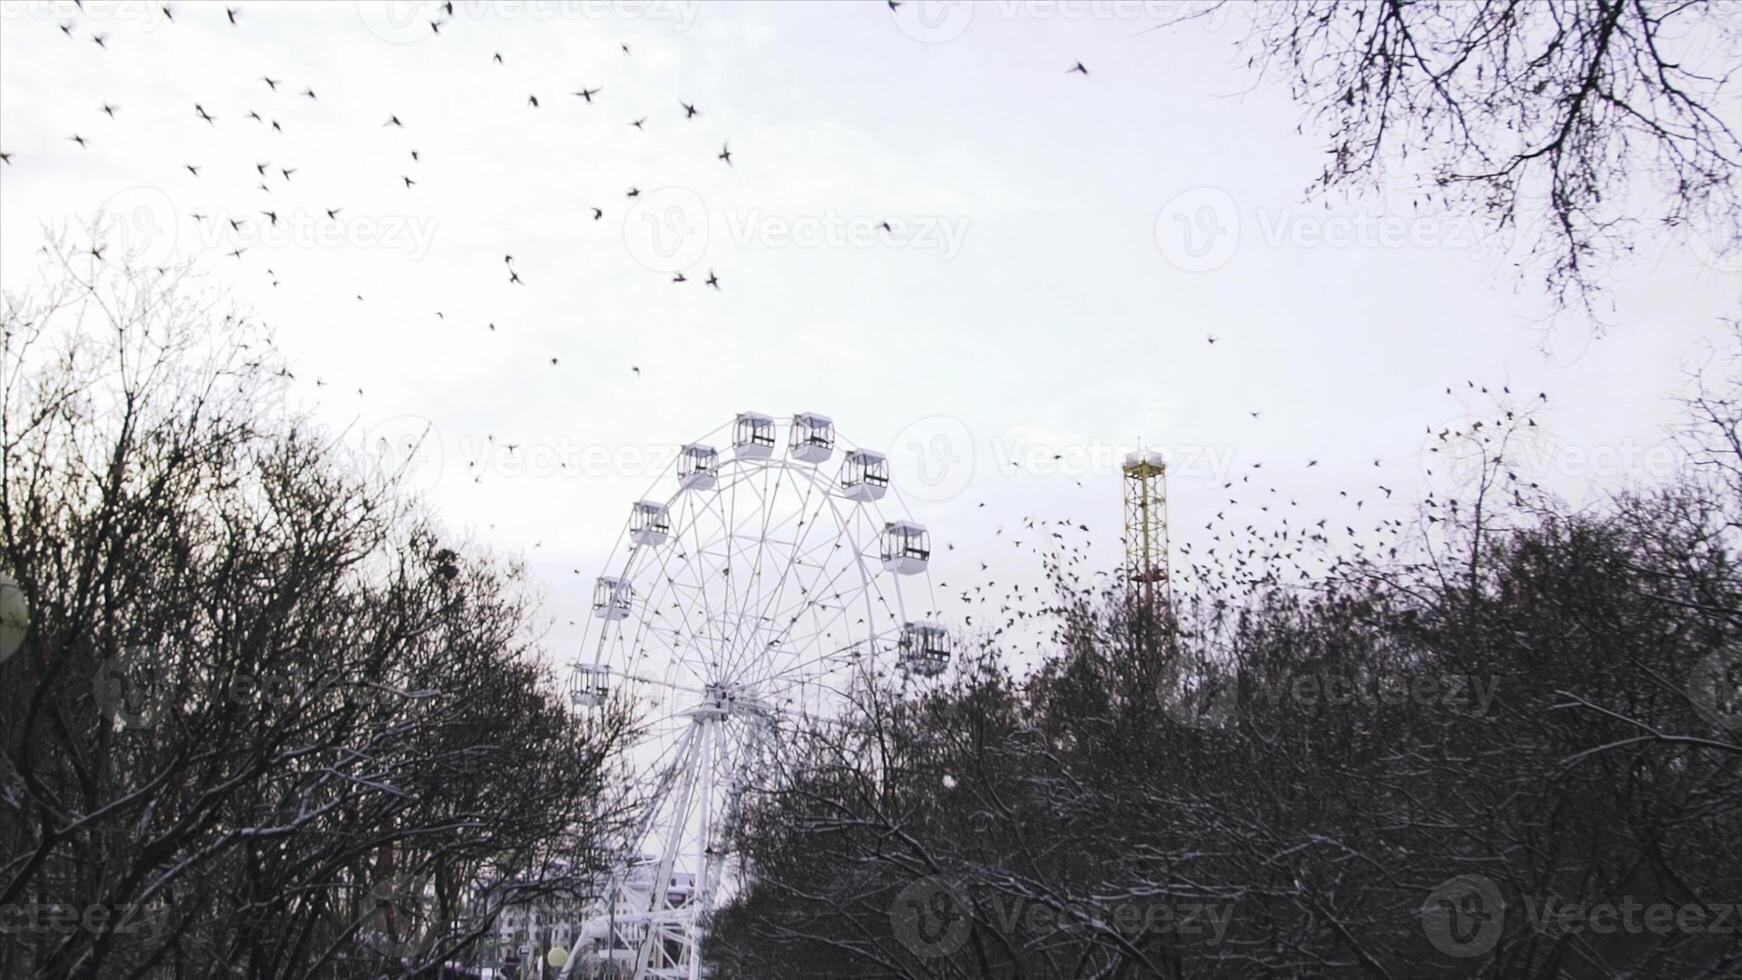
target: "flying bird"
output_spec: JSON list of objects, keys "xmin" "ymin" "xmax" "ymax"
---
[
  {"xmin": 573, "ymin": 88, "xmax": 600, "ymax": 103},
  {"xmin": 718, "ymin": 142, "xmax": 732, "ymax": 165},
  {"xmin": 1068, "ymin": 62, "xmax": 1088, "ymax": 75},
  {"xmin": 681, "ymin": 101, "xmax": 698, "ymax": 119}
]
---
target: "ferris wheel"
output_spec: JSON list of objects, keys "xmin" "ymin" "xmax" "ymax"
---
[{"xmin": 559, "ymin": 412, "xmax": 950, "ymax": 980}]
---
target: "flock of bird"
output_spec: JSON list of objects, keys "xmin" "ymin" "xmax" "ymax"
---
[
  {"xmin": 3, "ymin": 3, "xmax": 1556, "ymax": 670},
  {"xmin": 11, "ymin": 0, "xmax": 744, "ymax": 393},
  {"xmin": 913, "ymin": 388, "xmax": 1554, "ymax": 671}
]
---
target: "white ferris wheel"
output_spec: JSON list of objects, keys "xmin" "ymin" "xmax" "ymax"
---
[{"xmin": 559, "ymin": 412, "xmax": 951, "ymax": 980}]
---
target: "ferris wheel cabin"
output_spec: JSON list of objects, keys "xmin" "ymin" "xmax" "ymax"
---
[
  {"xmin": 880, "ymin": 521, "xmax": 930, "ymax": 574},
  {"xmin": 678, "ymin": 443, "xmax": 719, "ymax": 490},
  {"xmin": 898, "ymin": 621, "xmax": 952, "ymax": 677},
  {"xmin": 789, "ymin": 412, "xmax": 835, "ymax": 463},
  {"xmin": 841, "ymin": 449, "xmax": 889, "ymax": 502},
  {"xmin": 630, "ymin": 500, "xmax": 671, "ymax": 546},
  {"xmin": 592, "ymin": 576, "xmax": 633, "ymax": 620},
  {"xmin": 732, "ymin": 412, "xmax": 776, "ymax": 459},
  {"xmin": 571, "ymin": 665, "xmax": 610, "ymax": 707}
]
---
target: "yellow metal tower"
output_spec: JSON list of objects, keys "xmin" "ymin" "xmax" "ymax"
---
[{"xmin": 1122, "ymin": 450, "xmax": 1171, "ymax": 616}]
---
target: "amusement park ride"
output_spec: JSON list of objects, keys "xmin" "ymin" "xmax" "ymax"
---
[
  {"xmin": 557, "ymin": 412, "xmax": 948, "ymax": 979},
  {"xmin": 555, "ymin": 416, "xmax": 1173, "ymax": 979}
]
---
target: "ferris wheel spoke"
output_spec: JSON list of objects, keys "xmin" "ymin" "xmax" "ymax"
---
[
  {"xmin": 719, "ymin": 481, "xmax": 838, "ymax": 684},
  {"xmin": 564, "ymin": 416, "xmax": 941, "ymax": 980}
]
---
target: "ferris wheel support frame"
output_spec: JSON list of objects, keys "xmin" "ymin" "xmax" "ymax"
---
[{"xmin": 557, "ymin": 415, "xmax": 941, "ymax": 980}]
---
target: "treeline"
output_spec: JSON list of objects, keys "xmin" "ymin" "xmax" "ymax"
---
[
  {"xmin": 0, "ymin": 248, "xmax": 633, "ymax": 978},
  {"xmin": 708, "ymin": 360, "xmax": 1742, "ymax": 977}
]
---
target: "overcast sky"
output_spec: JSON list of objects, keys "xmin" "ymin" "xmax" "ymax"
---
[{"xmin": 3, "ymin": 0, "xmax": 1738, "ymax": 671}]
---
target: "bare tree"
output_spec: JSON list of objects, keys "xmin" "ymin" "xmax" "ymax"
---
[
  {"xmin": 1175, "ymin": 0, "xmax": 1742, "ymax": 313},
  {"xmin": 0, "ymin": 237, "xmax": 636, "ymax": 979}
]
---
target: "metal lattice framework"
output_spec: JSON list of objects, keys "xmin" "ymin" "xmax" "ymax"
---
[
  {"xmin": 1122, "ymin": 450, "xmax": 1170, "ymax": 615},
  {"xmin": 560, "ymin": 414, "xmax": 944, "ymax": 980}
]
